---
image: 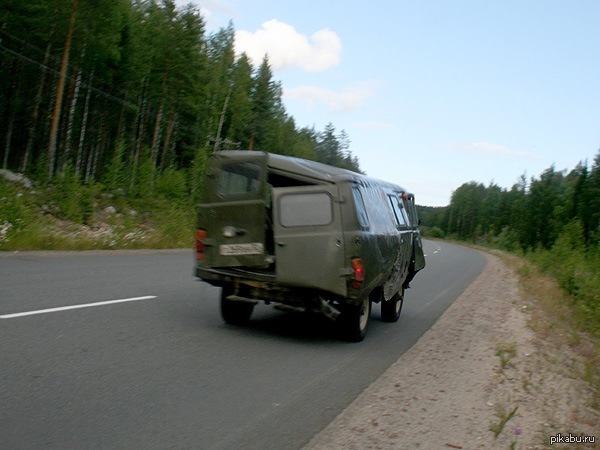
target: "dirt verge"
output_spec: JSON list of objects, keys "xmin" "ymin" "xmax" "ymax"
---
[{"xmin": 305, "ymin": 252, "xmax": 598, "ymax": 449}]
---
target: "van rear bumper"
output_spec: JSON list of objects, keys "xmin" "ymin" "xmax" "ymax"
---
[{"xmin": 196, "ymin": 266, "xmax": 276, "ymax": 286}]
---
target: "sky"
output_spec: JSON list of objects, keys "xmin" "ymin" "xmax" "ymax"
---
[{"xmin": 181, "ymin": 0, "xmax": 599, "ymax": 206}]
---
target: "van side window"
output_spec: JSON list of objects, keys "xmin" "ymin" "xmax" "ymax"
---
[
  {"xmin": 279, "ymin": 192, "xmax": 333, "ymax": 227},
  {"xmin": 218, "ymin": 162, "xmax": 261, "ymax": 197},
  {"xmin": 388, "ymin": 195, "xmax": 408, "ymax": 227},
  {"xmin": 352, "ymin": 187, "xmax": 370, "ymax": 229}
]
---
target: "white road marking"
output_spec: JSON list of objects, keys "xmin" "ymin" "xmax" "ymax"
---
[{"xmin": 0, "ymin": 296, "xmax": 157, "ymax": 319}]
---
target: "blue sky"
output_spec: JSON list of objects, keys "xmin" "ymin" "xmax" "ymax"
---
[{"xmin": 185, "ymin": 0, "xmax": 599, "ymax": 206}]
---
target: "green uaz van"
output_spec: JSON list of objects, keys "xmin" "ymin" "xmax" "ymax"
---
[{"xmin": 195, "ymin": 151, "xmax": 425, "ymax": 341}]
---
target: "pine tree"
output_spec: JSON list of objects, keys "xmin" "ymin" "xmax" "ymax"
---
[{"xmin": 248, "ymin": 56, "xmax": 282, "ymax": 151}]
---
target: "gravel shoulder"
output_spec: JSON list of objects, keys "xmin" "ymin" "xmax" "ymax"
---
[{"xmin": 306, "ymin": 251, "xmax": 598, "ymax": 449}]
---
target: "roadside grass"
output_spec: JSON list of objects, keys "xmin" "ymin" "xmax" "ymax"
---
[
  {"xmin": 489, "ymin": 404, "xmax": 519, "ymax": 439},
  {"xmin": 495, "ymin": 340, "xmax": 517, "ymax": 370},
  {"xmin": 0, "ymin": 177, "xmax": 195, "ymax": 251},
  {"xmin": 446, "ymin": 236, "xmax": 600, "ymax": 415},
  {"xmin": 496, "ymin": 250, "xmax": 600, "ymax": 411}
]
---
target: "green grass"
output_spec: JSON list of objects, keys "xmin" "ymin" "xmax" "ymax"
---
[
  {"xmin": 489, "ymin": 405, "xmax": 519, "ymax": 439},
  {"xmin": 0, "ymin": 177, "xmax": 195, "ymax": 252},
  {"xmin": 495, "ymin": 341, "xmax": 517, "ymax": 370}
]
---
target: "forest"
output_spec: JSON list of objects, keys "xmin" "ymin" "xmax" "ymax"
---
[
  {"xmin": 0, "ymin": 0, "xmax": 360, "ymax": 193},
  {"xmin": 420, "ymin": 156, "xmax": 600, "ymax": 250},
  {"xmin": 419, "ymin": 153, "xmax": 600, "ymax": 336}
]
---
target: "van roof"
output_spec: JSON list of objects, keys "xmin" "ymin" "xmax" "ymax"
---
[{"xmin": 212, "ymin": 150, "xmax": 410, "ymax": 194}]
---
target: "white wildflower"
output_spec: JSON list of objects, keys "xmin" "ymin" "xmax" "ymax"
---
[{"xmin": 0, "ymin": 221, "xmax": 13, "ymax": 242}]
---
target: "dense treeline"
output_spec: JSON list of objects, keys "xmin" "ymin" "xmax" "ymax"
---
[
  {"xmin": 0, "ymin": 0, "xmax": 360, "ymax": 195},
  {"xmin": 419, "ymin": 152, "xmax": 600, "ymax": 335},
  {"xmin": 421, "ymin": 152, "xmax": 600, "ymax": 251}
]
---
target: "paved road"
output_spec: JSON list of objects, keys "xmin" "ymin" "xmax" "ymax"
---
[{"xmin": 0, "ymin": 240, "xmax": 484, "ymax": 449}]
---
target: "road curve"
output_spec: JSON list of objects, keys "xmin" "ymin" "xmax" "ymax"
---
[{"xmin": 0, "ymin": 240, "xmax": 484, "ymax": 449}]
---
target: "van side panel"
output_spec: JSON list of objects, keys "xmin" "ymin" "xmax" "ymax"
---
[
  {"xmin": 352, "ymin": 183, "xmax": 412, "ymax": 301},
  {"xmin": 358, "ymin": 184, "xmax": 396, "ymax": 278},
  {"xmin": 402, "ymin": 195, "xmax": 426, "ymax": 273},
  {"xmin": 384, "ymin": 192, "xmax": 413, "ymax": 299},
  {"xmin": 412, "ymin": 234, "xmax": 426, "ymax": 272}
]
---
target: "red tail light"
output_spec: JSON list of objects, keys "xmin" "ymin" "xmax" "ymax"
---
[
  {"xmin": 351, "ymin": 258, "xmax": 365, "ymax": 288},
  {"xmin": 196, "ymin": 229, "xmax": 206, "ymax": 260}
]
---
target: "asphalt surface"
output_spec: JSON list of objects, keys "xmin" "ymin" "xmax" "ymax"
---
[{"xmin": 0, "ymin": 240, "xmax": 485, "ymax": 449}]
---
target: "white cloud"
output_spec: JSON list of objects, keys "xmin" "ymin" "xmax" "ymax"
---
[
  {"xmin": 284, "ymin": 83, "xmax": 374, "ymax": 113},
  {"xmin": 459, "ymin": 142, "xmax": 542, "ymax": 160},
  {"xmin": 234, "ymin": 19, "xmax": 341, "ymax": 72}
]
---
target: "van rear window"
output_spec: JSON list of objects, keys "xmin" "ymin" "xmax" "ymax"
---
[
  {"xmin": 218, "ymin": 162, "xmax": 261, "ymax": 197},
  {"xmin": 279, "ymin": 192, "xmax": 333, "ymax": 227}
]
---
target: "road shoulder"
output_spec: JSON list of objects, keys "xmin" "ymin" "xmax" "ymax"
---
[{"xmin": 306, "ymin": 251, "xmax": 598, "ymax": 449}]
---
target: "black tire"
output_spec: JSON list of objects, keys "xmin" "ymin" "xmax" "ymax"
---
[
  {"xmin": 340, "ymin": 296, "xmax": 371, "ymax": 342},
  {"xmin": 381, "ymin": 289, "xmax": 404, "ymax": 322},
  {"xmin": 220, "ymin": 288, "xmax": 254, "ymax": 326}
]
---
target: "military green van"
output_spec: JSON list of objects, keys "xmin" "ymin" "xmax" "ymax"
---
[{"xmin": 195, "ymin": 151, "xmax": 425, "ymax": 341}]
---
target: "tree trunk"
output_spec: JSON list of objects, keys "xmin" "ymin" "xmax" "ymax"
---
[
  {"xmin": 76, "ymin": 70, "xmax": 94, "ymax": 177},
  {"xmin": 85, "ymin": 143, "xmax": 94, "ymax": 182},
  {"xmin": 130, "ymin": 83, "xmax": 149, "ymax": 191},
  {"xmin": 213, "ymin": 84, "xmax": 232, "ymax": 152},
  {"xmin": 248, "ymin": 130, "xmax": 255, "ymax": 150},
  {"xmin": 61, "ymin": 61, "xmax": 82, "ymax": 172},
  {"xmin": 160, "ymin": 109, "xmax": 176, "ymax": 170},
  {"xmin": 90, "ymin": 123, "xmax": 106, "ymax": 182},
  {"xmin": 3, "ymin": 114, "xmax": 15, "ymax": 169},
  {"xmin": 151, "ymin": 102, "xmax": 163, "ymax": 168},
  {"xmin": 130, "ymin": 85, "xmax": 142, "ymax": 156},
  {"xmin": 48, "ymin": 0, "xmax": 79, "ymax": 179},
  {"xmin": 2, "ymin": 46, "xmax": 23, "ymax": 170},
  {"xmin": 22, "ymin": 37, "xmax": 54, "ymax": 172},
  {"xmin": 116, "ymin": 89, "xmax": 130, "ymax": 143}
]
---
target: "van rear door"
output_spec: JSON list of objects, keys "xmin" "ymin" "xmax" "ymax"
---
[
  {"xmin": 197, "ymin": 155, "xmax": 269, "ymax": 269},
  {"xmin": 272, "ymin": 185, "xmax": 346, "ymax": 297}
]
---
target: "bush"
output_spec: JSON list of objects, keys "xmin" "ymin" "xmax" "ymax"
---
[
  {"xmin": 528, "ymin": 220, "xmax": 600, "ymax": 337},
  {"xmin": 423, "ymin": 226, "xmax": 444, "ymax": 239},
  {"xmin": 49, "ymin": 166, "xmax": 97, "ymax": 224},
  {"xmin": 132, "ymin": 150, "xmax": 156, "ymax": 198},
  {"xmin": 490, "ymin": 226, "xmax": 522, "ymax": 252},
  {"xmin": 143, "ymin": 198, "xmax": 195, "ymax": 247},
  {"xmin": 155, "ymin": 168, "xmax": 188, "ymax": 199},
  {"xmin": 0, "ymin": 179, "xmax": 28, "ymax": 245},
  {"xmin": 103, "ymin": 140, "xmax": 127, "ymax": 192}
]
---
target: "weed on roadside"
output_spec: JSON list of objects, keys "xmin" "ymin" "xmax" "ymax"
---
[
  {"xmin": 496, "ymin": 341, "xmax": 517, "ymax": 370},
  {"xmin": 489, "ymin": 404, "xmax": 519, "ymax": 439}
]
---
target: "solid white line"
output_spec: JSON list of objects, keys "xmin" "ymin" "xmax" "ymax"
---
[{"xmin": 0, "ymin": 296, "xmax": 157, "ymax": 319}]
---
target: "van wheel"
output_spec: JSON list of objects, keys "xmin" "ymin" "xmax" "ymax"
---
[
  {"xmin": 381, "ymin": 290, "xmax": 403, "ymax": 323},
  {"xmin": 340, "ymin": 296, "xmax": 371, "ymax": 342},
  {"xmin": 220, "ymin": 289, "xmax": 254, "ymax": 326}
]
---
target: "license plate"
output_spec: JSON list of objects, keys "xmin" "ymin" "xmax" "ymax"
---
[{"xmin": 219, "ymin": 243, "xmax": 264, "ymax": 256}]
